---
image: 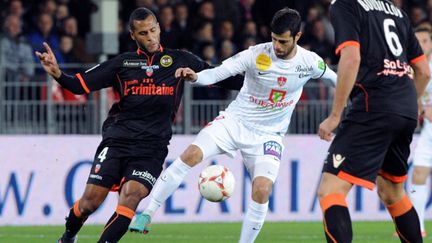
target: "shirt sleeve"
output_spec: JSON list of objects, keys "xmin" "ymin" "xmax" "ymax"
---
[
  {"xmin": 76, "ymin": 56, "xmax": 120, "ymax": 93},
  {"xmin": 181, "ymin": 51, "xmax": 211, "ymax": 72},
  {"xmin": 330, "ymin": 0, "xmax": 361, "ymax": 55},
  {"xmin": 311, "ymin": 52, "xmax": 327, "ymax": 79},
  {"xmin": 195, "ymin": 48, "xmax": 253, "ymax": 85},
  {"xmin": 220, "ymin": 48, "xmax": 254, "ymax": 76}
]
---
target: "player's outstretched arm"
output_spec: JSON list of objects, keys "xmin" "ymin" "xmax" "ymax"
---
[
  {"xmin": 35, "ymin": 42, "xmax": 88, "ymax": 94},
  {"xmin": 319, "ymin": 46, "xmax": 360, "ymax": 141},
  {"xmin": 35, "ymin": 42, "xmax": 61, "ymax": 79},
  {"xmin": 321, "ymin": 66, "xmax": 337, "ymax": 87}
]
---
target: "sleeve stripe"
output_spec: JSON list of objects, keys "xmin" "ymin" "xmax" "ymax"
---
[
  {"xmin": 75, "ymin": 73, "xmax": 90, "ymax": 94},
  {"xmin": 410, "ymin": 54, "xmax": 427, "ymax": 65},
  {"xmin": 335, "ymin": 41, "xmax": 360, "ymax": 55},
  {"xmin": 317, "ymin": 63, "xmax": 327, "ymax": 79}
]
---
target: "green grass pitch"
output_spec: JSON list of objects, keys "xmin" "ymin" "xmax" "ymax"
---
[{"xmin": 0, "ymin": 221, "xmax": 430, "ymax": 242}]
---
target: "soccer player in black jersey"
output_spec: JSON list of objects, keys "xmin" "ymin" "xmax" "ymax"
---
[
  {"xmin": 317, "ymin": 0, "xmax": 430, "ymax": 242},
  {"xmin": 36, "ymin": 7, "xmax": 241, "ymax": 243}
]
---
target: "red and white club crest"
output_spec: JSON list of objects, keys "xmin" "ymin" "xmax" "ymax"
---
[{"xmin": 277, "ymin": 76, "xmax": 287, "ymax": 87}]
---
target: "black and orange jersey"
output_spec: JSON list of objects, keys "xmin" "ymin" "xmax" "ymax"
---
[
  {"xmin": 73, "ymin": 46, "xmax": 228, "ymax": 147},
  {"xmin": 330, "ymin": 0, "xmax": 425, "ymax": 119}
]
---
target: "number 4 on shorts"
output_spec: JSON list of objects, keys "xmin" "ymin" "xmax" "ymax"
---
[{"xmin": 98, "ymin": 147, "xmax": 109, "ymax": 162}]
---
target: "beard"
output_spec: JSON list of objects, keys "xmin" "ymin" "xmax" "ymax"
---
[{"xmin": 275, "ymin": 44, "xmax": 296, "ymax": 59}]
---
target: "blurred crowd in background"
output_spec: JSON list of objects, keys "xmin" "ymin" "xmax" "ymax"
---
[{"xmin": 1, "ymin": 0, "xmax": 432, "ymax": 102}]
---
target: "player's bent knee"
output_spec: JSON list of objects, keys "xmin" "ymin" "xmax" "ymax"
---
[
  {"xmin": 252, "ymin": 177, "xmax": 273, "ymax": 203},
  {"xmin": 180, "ymin": 145, "xmax": 203, "ymax": 166},
  {"xmin": 79, "ymin": 198, "xmax": 102, "ymax": 215},
  {"xmin": 317, "ymin": 173, "xmax": 352, "ymax": 199},
  {"xmin": 412, "ymin": 166, "xmax": 430, "ymax": 184},
  {"xmin": 376, "ymin": 179, "xmax": 404, "ymax": 205}
]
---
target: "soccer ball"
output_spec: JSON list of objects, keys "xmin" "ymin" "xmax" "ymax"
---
[{"xmin": 198, "ymin": 165, "xmax": 235, "ymax": 202}]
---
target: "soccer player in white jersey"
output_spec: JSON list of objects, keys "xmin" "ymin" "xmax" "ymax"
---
[
  {"xmin": 409, "ymin": 26, "xmax": 432, "ymax": 237},
  {"xmin": 129, "ymin": 8, "xmax": 337, "ymax": 242}
]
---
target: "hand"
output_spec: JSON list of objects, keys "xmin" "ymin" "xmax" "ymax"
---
[
  {"xmin": 35, "ymin": 42, "xmax": 61, "ymax": 79},
  {"xmin": 175, "ymin": 67, "xmax": 198, "ymax": 82},
  {"xmin": 318, "ymin": 114, "xmax": 341, "ymax": 141}
]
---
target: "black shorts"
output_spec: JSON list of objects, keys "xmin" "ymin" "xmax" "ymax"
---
[
  {"xmin": 87, "ymin": 142, "xmax": 168, "ymax": 191},
  {"xmin": 322, "ymin": 111, "xmax": 416, "ymax": 190}
]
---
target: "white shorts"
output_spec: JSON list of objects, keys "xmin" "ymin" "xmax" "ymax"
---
[
  {"xmin": 413, "ymin": 121, "xmax": 432, "ymax": 167},
  {"xmin": 192, "ymin": 112, "xmax": 284, "ymax": 182}
]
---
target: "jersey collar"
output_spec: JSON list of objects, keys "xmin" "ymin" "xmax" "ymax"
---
[{"xmin": 136, "ymin": 44, "xmax": 164, "ymax": 56}]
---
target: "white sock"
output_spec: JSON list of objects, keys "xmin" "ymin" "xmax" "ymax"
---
[
  {"xmin": 239, "ymin": 200, "xmax": 269, "ymax": 243},
  {"xmin": 144, "ymin": 158, "xmax": 191, "ymax": 217},
  {"xmin": 408, "ymin": 184, "xmax": 428, "ymax": 232}
]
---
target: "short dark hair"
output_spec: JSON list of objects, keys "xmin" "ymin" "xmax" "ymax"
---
[
  {"xmin": 270, "ymin": 8, "xmax": 301, "ymax": 36},
  {"xmin": 129, "ymin": 7, "xmax": 156, "ymax": 31},
  {"xmin": 415, "ymin": 26, "xmax": 432, "ymax": 39}
]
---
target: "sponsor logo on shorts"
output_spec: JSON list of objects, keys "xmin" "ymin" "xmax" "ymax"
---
[
  {"xmin": 89, "ymin": 174, "xmax": 102, "ymax": 180},
  {"xmin": 95, "ymin": 164, "xmax": 101, "ymax": 173},
  {"xmin": 332, "ymin": 154, "xmax": 345, "ymax": 168},
  {"xmin": 263, "ymin": 141, "xmax": 282, "ymax": 160},
  {"xmin": 132, "ymin": 170, "xmax": 157, "ymax": 185}
]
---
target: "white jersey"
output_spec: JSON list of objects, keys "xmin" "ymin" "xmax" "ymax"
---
[
  {"xmin": 196, "ymin": 42, "xmax": 336, "ymax": 134},
  {"xmin": 420, "ymin": 60, "xmax": 432, "ymax": 131},
  {"xmin": 421, "ymin": 60, "xmax": 432, "ymax": 107}
]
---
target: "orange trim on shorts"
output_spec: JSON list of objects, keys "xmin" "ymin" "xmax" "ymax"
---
[
  {"xmin": 378, "ymin": 170, "xmax": 407, "ymax": 183},
  {"xmin": 116, "ymin": 205, "xmax": 135, "ymax": 219},
  {"xmin": 337, "ymin": 171, "xmax": 375, "ymax": 190},
  {"xmin": 319, "ymin": 194, "xmax": 347, "ymax": 212},
  {"xmin": 110, "ymin": 177, "xmax": 126, "ymax": 192},
  {"xmin": 335, "ymin": 41, "xmax": 360, "ymax": 55},
  {"xmin": 386, "ymin": 195, "xmax": 412, "ymax": 218},
  {"xmin": 410, "ymin": 54, "xmax": 427, "ymax": 65},
  {"xmin": 73, "ymin": 199, "xmax": 81, "ymax": 218},
  {"xmin": 75, "ymin": 73, "xmax": 90, "ymax": 94}
]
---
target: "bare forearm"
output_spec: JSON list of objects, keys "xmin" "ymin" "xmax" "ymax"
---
[{"xmin": 331, "ymin": 55, "xmax": 360, "ymax": 117}]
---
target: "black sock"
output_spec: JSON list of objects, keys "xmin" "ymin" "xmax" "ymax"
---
[
  {"xmin": 386, "ymin": 195, "xmax": 422, "ymax": 243},
  {"xmin": 393, "ymin": 208, "xmax": 423, "ymax": 243},
  {"xmin": 323, "ymin": 205, "xmax": 352, "ymax": 243},
  {"xmin": 320, "ymin": 194, "xmax": 352, "ymax": 243},
  {"xmin": 98, "ymin": 206, "xmax": 134, "ymax": 243},
  {"xmin": 63, "ymin": 208, "xmax": 87, "ymax": 238}
]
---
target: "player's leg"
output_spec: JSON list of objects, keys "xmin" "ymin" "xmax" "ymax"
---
[
  {"xmin": 239, "ymin": 138, "xmax": 282, "ymax": 243},
  {"xmin": 377, "ymin": 176, "xmax": 422, "ymax": 242},
  {"xmin": 319, "ymin": 111, "xmax": 391, "ymax": 243},
  {"xmin": 59, "ymin": 144, "xmax": 118, "ymax": 242},
  {"xmin": 409, "ymin": 129, "xmax": 432, "ymax": 236},
  {"xmin": 58, "ymin": 184, "xmax": 110, "ymax": 243},
  {"xmin": 130, "ymin": 114, "xmax": 237, "ymax": 233},
  {"xmin": 141, "ymin": 143, "xmax": 207, "ymax": 218},
  {"xmin": 317, "ymin": 173, "xmax": 353, "ymax": 243},
  {"xmin": 239, "ymin": 176, "xmax": 273, "ymax": 243},
  {"xmin": 410, "ymin": 165, "xmax": 431, "ymax": 236},
  {"xmin": 98, "ymin": 180, "xmax": 150, "ymax": 242},
  {"xmin": 380, "ymin": 115, "xmax": 422, "ymax": 242}
]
